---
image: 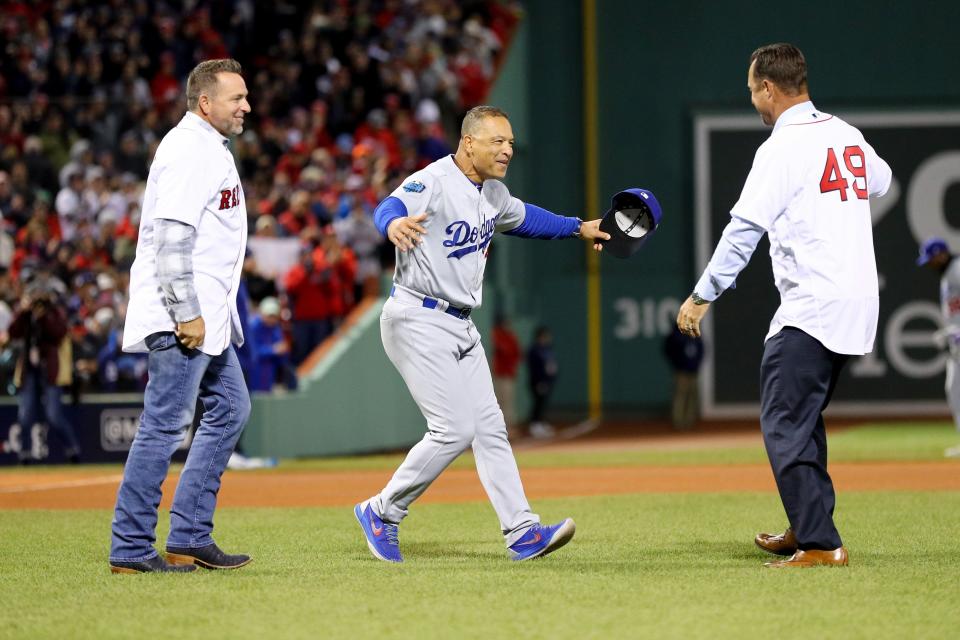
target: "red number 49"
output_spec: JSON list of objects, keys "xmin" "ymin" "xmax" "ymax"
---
[{"xmin": 819, "ymin": 146, "xmax": 867, "ymax": 201}]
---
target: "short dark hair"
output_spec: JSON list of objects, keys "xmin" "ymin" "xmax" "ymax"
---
[
  {"xmin": 186, "ymin": 58, "xmax": 243, "ymax": 110},
  {"xmin": 461, "ymin": 105, "xmax": 509, "ymax": 137},
  {"xmin": 750, "ymin": 43, "xmax": 807, "ymax": 95}
]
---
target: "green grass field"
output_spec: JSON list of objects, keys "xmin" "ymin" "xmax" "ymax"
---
[{"xmin": 1, "ymin": 422, "xmax": 958, "ymax": 639}]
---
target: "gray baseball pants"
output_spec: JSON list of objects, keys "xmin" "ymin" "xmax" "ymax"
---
[{"xmin": 371, "ymin": 291, "xmax": 539, "ymax": 546}]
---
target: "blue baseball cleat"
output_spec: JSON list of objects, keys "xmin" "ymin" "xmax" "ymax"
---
[
  {"xmin": 354, "ymin": 500, "xmax": 402, "ymax": 563},
  {"xmin": 508, "ymin": 518, "xmax": 576, "ymax": 561}
]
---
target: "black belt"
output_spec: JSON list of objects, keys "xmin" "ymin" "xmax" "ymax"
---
[{"xmin": 391, "ymin": 286, "xmax": 472, "ymax": 319}]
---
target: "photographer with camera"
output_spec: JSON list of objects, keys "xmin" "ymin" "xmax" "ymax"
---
[{"xmin": 9, "ymin": 284, "xmax": 81, "ymax": 463}]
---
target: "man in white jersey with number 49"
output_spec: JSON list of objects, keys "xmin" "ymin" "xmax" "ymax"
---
[
  {"xmin": 355, "ymin": 105, "xmax": 610, "ymax": 562},
  {"xmin": 677, "ymin": 43, "xmax": 892, "ymax": 568},
  {"xmin": 916, "ymin": 238, "xmax": 960, "ymax": 458}
]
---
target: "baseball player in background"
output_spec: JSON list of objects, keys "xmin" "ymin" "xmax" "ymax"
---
[
  {"xmin": 677, "ymin": 43, "xmax": 892, "ymax": 568},
  {"xmin": 109, "ymin": 59, "xmax": 253, "ymax": 574},
  {"xmin": 916, "ymin": 237, "xmax": 960, "ymax": 458},
  {"xmin": 355, "ymin": 105, "xmax": 610, "ymax": 562}
]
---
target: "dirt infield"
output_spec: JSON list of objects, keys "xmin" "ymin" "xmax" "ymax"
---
[{"xmin": 1, "ymin": 460, "xmax": 958, "ymax": 509}]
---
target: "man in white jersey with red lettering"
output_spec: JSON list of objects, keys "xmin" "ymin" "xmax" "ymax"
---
[
  {"xmin": 110, "ymin": 59, "xmax": 253, "ymax": 574},
  {"xmin": 677, "ymin": 43, "xmax": 892, "ymax": 568},
  {"xmin": 916, "ymin": 238, "xmax": 960, "ymax": 458},
  {"xmin": 355, "ymin": 105, "xmax": 611, "ymax": 562}
]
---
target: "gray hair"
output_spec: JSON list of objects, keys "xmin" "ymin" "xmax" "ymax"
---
[{"xmin": 460, "ymin": 105, "xmax": 509, "ymax": 137}]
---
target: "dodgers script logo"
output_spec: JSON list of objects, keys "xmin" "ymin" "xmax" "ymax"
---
[
  {"xmin": 218, "ymin": 184, "xmax": 241, "ymax": 210},
  {"xmin": 444, "ymin": 217, "xmax": 496, "ymax": 259}
]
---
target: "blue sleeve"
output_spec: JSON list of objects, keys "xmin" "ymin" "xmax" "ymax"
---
[
  {"xmin": 504, "ymin": 203, "xmax": 580, "ymax": 239},
  {"xmin": 693, "ymin": 215, "xmax": 765, "ymax": 301},
  {"xmin": 373, "ymin": 196, "xmax": 408, "ymax": 237}
]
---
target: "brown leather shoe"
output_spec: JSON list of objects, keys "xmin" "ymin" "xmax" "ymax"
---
[
  {"xmin": 754, "ymin": 528, "xmax": 798, "ymax": 556},
  {"xmin": 764, "ymin": 546, "xmax": 848, "ymax": 568}
]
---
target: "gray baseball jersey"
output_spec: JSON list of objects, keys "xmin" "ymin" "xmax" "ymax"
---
[
  {"xmin": 939, "ymin": 258, "xmax": 960, "ymax": 428},
  {"xmin": 368, "ymin": 155, "xmax": 547, "ymax": 546},
  {"xmin": 939, "ymin": 259, "xmax": 960, "ymax": 337},
  {"xmin": 387, "ymin": 155, "xmax": 526, "ymax": 309}
]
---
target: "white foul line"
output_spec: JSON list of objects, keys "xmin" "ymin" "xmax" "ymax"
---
[
  {"xmin": 514, "ymin": 418, "xmax": 601, "ymax": 450},
  {"xmin": 0, "ymin": 474, "xmax": 124, "ymax": 494}
]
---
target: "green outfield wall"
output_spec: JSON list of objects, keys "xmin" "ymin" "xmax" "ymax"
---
[
  {"xmin": 487, "ymin": 0, "xmax": 960, "ymax": 417},
  {"xmin": 247, "ymin": 0, "xmax": 960, "ymax": 456},
  {"xmin": 242, "ymin": 301, "xmax": 496, "ymax": 458}
]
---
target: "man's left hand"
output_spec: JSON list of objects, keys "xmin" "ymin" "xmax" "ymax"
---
[
  {"xmin": 677, "ymin": 296, "xmax": 711, "ymax": 338},
  {"xmin": 577, "ymin": 218, "xmax": 611, "ymax": 252}
]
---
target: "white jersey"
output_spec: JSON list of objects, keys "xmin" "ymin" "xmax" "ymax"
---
[
  {"xmin": 731, "ymin": 101, "xmax": 892, "ymax": 355},
  {"xmin": 123, "ymin": 112, "xmax": 247, "ymax": 356},
  {"xmin": 388, "ymin": 155, "xmax": 526, "ymax": 309}
]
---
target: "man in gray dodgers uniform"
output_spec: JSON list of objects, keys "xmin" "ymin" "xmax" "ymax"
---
[{"xmin": 355, "ymin": 105, "xmax": 610, "ymax": 562}]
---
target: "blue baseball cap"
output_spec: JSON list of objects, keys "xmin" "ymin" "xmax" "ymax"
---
[
  {"xmin": 597, "ymin": 188, "xmax": 663, "ymax": 259},
  {"xmin": 916, "ymin": 237, "xmax": 949, "ymax": 266}
]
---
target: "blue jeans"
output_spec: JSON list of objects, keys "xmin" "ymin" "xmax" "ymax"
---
[
  {"xmin": 17, "ymin": 366, "xmax": 81, "ymax": 459},
  {"xmin": 110, "ymin": 332, "xmax": 250, "ymax": 562}
]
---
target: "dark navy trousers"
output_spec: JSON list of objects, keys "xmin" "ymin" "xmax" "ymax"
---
[{"xmin": 760, "ymin": 327, "xmax": 848, "ymax": 550}]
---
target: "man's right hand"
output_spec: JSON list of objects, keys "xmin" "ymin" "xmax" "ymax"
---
[
  {"xmin": 175, "ymin": 316, "xmax": 205, "ymax": 350},
  {"xmin": 387, "ymin": 213, "xmax": 428, "ymax": 252}
]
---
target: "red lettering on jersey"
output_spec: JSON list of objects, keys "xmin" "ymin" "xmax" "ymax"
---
[
  {"xmin": 819, "ymin": 148, "xmax": 849, "ymax": 201},
  {"xmin": 217, "ymin": 184, "xmax": 241, "ymax": 211},
  {"xmin": 843, "ymin": 146, "xmax": 867, "ymax": 200},
  {"xmin": 949, "ymin": 297, "xmax": 960, "ymax": 315},
  {"xmin": 820, "ymin": 146, "xmax": 869, "ymax": 202}
]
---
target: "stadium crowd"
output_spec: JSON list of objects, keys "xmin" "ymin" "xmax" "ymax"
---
[{"xmin": 0, "ymin": 0, "xmax": 520, "ymax": 397}]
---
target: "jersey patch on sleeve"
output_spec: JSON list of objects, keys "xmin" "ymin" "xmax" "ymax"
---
[{"xmin": 402, "ymin": 180, "xmax": 426, "ymax": 193}]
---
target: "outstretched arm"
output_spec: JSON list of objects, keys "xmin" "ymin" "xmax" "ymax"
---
[
  {"xmin": 677, "ymin": 215, "xmax": 764, "ymax": 337},
  {"xmin": 504, "ymin": 203, "xmax": 609, "ymax": 249}
]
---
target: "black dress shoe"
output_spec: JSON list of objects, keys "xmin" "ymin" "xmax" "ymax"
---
[
  {"xmin": 165, "ymin": 542, "xmax": 252, "ymax": 570},
  {"xmin": 110, "ymin": 554, "xmax": 197, "ymax": 574}
]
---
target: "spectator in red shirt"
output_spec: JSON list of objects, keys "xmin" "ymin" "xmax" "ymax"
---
[
  {"xmin": 308, "ymin": 100, "xmax": 335, "ymax": 152},
  {"xmin": 283, "ymin": 243, "xmax": 334, "ymax": 365},
  {"xmin": 277, "ymin": 190, "xmax": 320, "ymax": 238},
  {"xmin": 354, "ymin": 108, "xmax": 400, "ymax": 170},
  {"xmin": 150, "ymin": 52, "xmax": 180, "ymax": 107},
  {"xmin": 492, "ymin": 314, "xmax": 523, "ymax": 437},
  {"xmin": 275, "ymin": 142, "xmax": 310, "ymax": 185},
  {"xmin": 9, "ymin": 284, "xmax": 82, "ymax": 463},
  {"xmin": 13, "ymin": 218, "xmax": 54, "ymax": 277},
  {"xmin": 316, "ymin": 230, "xmax": 357, "ymax": 326}
]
